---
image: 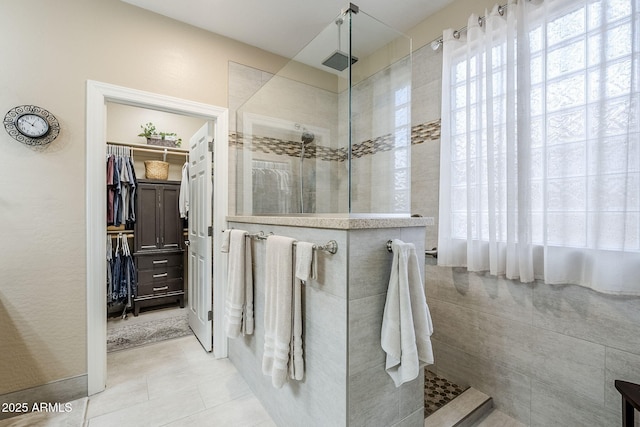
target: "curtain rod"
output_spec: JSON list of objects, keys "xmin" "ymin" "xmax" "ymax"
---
[{"xmin": 430, "ymin": 0, "xmax": 530, "ymax": 50}]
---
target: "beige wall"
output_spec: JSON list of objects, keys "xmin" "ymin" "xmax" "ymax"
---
[
  {"xmin": 407, "ymin": 0, "xmax": 499, "ymax": 50},
  {"xmin": 0, "ymin": 0, "xmax": 286, "ymax": 396},
  {"xmin": 106, "ymin": 103, "xmax": 207, "ymax": 147}
]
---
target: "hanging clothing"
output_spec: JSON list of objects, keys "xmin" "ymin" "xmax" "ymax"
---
[
  {"xmin": 113, "ymin": 156, "xmax": 122, "ymax": 226},
  {"xmin": 126, "ymin": 157, "xmax": 137, "ymax": 227},
  {"xmin": 106, "ymin": 148, "xmax": 138, "ymax": 227},
  {"xmin": 106, "ymin": 236, "xmax": 114, "ymax": 302},
  {"xmin": 107, "ymin": 155, "xmax": 115, "ymax": 225},
  {"xmin": 108, "ymin": 234, "xmax": 137, "ymax": 308},
  {"xmin": 251, "ymin": 163, "xmax": 293, "ymax": 215}
]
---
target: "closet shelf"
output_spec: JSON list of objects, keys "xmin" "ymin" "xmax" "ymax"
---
[
  {"xmin": 109, "ymin": 233, "xmax": 134, "ymax": 239},
  {"xmin": 107, "ymin": 229, "xmax": 134, "ymax": 234}
]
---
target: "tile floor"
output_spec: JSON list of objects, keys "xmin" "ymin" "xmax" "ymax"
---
[
  {"xmin": 87, "ymin": 334, "xmax": 275, "ymax": 426},
  {"xmin": 1, "ymin": 335, "xmax": 275, "ymax": 427},
  {"xmin": 424, "ymin": 369, "xmax": 467, "ymax": 417}
]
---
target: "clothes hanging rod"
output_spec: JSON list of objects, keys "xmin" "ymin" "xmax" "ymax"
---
[
  {"xmin": 429, "ymin": 0, "xmax": 531, "ymax": 50},
  {"xmin": 107, "ymin": 141, "xmax": 189, "ymax": 157},
  {"xmin": 243, "ymin": 230, "xmax": 338, "ymax": 255}
]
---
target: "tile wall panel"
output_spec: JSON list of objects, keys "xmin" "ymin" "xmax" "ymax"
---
[
  {"xmin": 532, "ymin": 283, "xmax": 640, "ymax": 357},
  {"xmin": 348, "ymin": 226, "xmax": 427, "ymax": 427},
  {"xmin": 227, "ymin": 222, "xmax": 348, "ymax": 427},
  {"xmin": 530, "ymin": 380, "xmax": 613, "ymax": 427},
  {"xmin": 432, "ymin": 339, "xmax": 532, "ymax": 424}
]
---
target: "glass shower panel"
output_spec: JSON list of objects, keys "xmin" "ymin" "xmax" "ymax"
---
[
  {"xmin": 348, "ymin": 10, "xmax": 412, "ymax": 214},
  {"xmin": 234, "ymin": 5, "xmax": 411, "ymax": 216}
]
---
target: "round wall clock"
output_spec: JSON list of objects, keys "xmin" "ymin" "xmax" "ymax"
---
[{"xmin": 3, "ymin": 105, "xmax": 60, "ymax": 146}]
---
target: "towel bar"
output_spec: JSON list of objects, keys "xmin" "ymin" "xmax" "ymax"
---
[
  {"xmin": 385, "ymin": 240, "xmax": 438, "ymax": 258},
  {"xmin": 243, "ymin": 230, "xmax": 338, "ymax": 254}
]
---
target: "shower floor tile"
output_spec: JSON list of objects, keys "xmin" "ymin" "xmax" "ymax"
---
[{"xmin": 424, "ymin": 369, "xmax": 468, "ymax": 418}]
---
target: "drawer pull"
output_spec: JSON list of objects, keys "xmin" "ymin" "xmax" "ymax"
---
[
  {"xmin": 153, "ymin": 260, "xmax": 168, "ymax": 264},
  {"xmin": 153, "ymin": 273, "xmax": 168, "ymax": 278},
  {"xmin": 153, "ymin": 286, "xmax": 169, "ymax": 292}
]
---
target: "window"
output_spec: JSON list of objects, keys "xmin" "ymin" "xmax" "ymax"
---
[{"xmin": 439, "ymin": 0, "xmax": 640, "ymax": 294}]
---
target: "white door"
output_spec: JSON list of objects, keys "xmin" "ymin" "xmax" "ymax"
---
[{"xmin": 187, "ymin": 123, "xmax": 213, "ymax": 351}]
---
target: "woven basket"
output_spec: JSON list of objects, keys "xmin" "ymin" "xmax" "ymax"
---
[{"xmin": 144, "ymin": 160, "xmax": 169, "ymax": 180}]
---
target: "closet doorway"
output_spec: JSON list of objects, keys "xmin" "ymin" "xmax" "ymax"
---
[
  {"xmin": 86, "ymin": 80, "xmax": 229, "ymax": 396},
  {"xmin": 105, "ymin": 106, "xmax": 202, "ymax": 352}
]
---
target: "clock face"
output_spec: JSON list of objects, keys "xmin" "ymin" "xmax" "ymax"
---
[
  {"xmin": 3, "ymin": 105, "xmax": 60, "ymax": 146},
  {"xmin": 16, "ymin": 114, "xmax": 50, "ymax": 138}
]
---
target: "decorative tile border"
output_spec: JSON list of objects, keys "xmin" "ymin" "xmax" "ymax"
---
[
  {"xmin": 412, "ymin": 119, "xmax": 441, "ymax": 143},
  {"xmin": 230, "ymin": 118, "xmax": 441, "ymax": 162}
]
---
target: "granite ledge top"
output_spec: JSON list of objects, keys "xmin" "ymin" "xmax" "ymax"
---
[{"xmin": 226, "ymin": 215, "xmax": 429, "ymax": 230}]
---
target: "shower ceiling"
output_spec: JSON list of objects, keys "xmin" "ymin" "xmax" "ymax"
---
[{"xmin": 120, "ymin": 0, "xmax": 456, "ymax": 59}]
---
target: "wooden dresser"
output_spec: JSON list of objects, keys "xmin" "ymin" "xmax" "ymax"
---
[{"xmin": 133, "ymin": 179, "xmax": 184, "ymax": 316}]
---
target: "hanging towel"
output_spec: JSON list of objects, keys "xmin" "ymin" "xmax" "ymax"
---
[
  {"xmin": 263, "ymin": 235, "xmax": 295, "ymax": 388},
  {"xmin": 381, "ymin": 239, "xmax": 434, "ymax": 387},
  {"xmin": 224, "ymin": 229, "xmax": 254, "ymax": 338},
  {"xmin": 221, "ymin": 229, "xmax": 231, "ymax": 253},
  {"xmin": 295, "ymin": 241, "xmax": 316, "ymax": 283},
  {"xmin": 288, "ymin": 241, "xmax": 314, "ymax": 382},
  {"xmin": 179, "ymin": 162, "xmax": 190, "ymax": 219},
  {"xmin": 288, "ymin": 274, "xmax": 304, "ymax": 381}
]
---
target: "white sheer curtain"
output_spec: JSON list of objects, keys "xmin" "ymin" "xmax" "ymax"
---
[{"xmin": 438, "ymin": 0, "xmax": 640, "ymax": 294}]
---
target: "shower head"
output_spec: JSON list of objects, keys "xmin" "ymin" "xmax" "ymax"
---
[
  {"xmin": 301, "ymin": 131, "xmax": 315, "ymax": 144},
  {"xmin": 322, "ymin": 16, "xmax": 358, "ymax": 71},
  {"xmin": 322, "ymin": 51, "xmax": 358, "ymax": 71}
]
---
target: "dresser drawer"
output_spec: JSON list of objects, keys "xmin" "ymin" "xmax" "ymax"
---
[
  {"xmin": 136, "ymin": 253, "xmax": 183, "ymax": 270},
  {"xmin": 137, "ymin": 278, "xmax": 183, "ymax": 297},
  {"xmin": 137, "ymin": 266, "xmax": 183, "ymax": 285}
]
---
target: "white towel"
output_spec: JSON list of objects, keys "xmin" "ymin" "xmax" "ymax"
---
[
  {"xmin": 179, "ymin": 162, "xmax": 189, "ymax": 219},
  {"xmin": 381, "ymin": 239, "xmax": 434, "ymax": 387},
  {"xmin": 221, "ymin": 229, "xmax": 231, "ymax": 253},
  {"xmin": 262, "ymin": 235, "xmax": 295, "ymax": 388},
  {"xmin": 295, "ymin": 241, "xmax": 316, "ymax": 282},
  {"xmin": 288, "ymin": 241, "xmax": 314, "ymax": 382},
  {"xmin": 224, "ymin": 230, "xmax": 254, "ymax": 338},
  {"xmin": 288, "ymin": 275, "xmax": 304, "ymax": 381}
]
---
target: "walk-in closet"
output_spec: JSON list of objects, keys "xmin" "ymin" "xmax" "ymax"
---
[{"xmin": 105, "ymin": 102, "xmax": 206, "ymax": 352}]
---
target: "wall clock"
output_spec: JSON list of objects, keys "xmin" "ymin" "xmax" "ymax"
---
[{"xmin": 3, "ymin": 105, "xmax": 60, "ymax": 146}]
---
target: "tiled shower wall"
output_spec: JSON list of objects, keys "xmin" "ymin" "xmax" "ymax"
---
[
  {"xmin": 228, "ymin": 63, "xmax": 340, "ymax": 215},
  {"xmin": 411, "ymin": 44, "xmax": 640, "ymax": 426},
  {"xmin": 229, "ymin": 60, "xmax": 432, "ymax": 216}
]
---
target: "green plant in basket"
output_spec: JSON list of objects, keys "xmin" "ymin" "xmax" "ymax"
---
[
  {"xmin": 137, "ymin": 122, "xmax": 182, "ymax": 147},
  {"xmin": 138, "ymin": 122, "xmax": 157, "ymax": 138},
  {"xmin": 159, "ymin": 132, "xmax": 182, "ymax": 147}
]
